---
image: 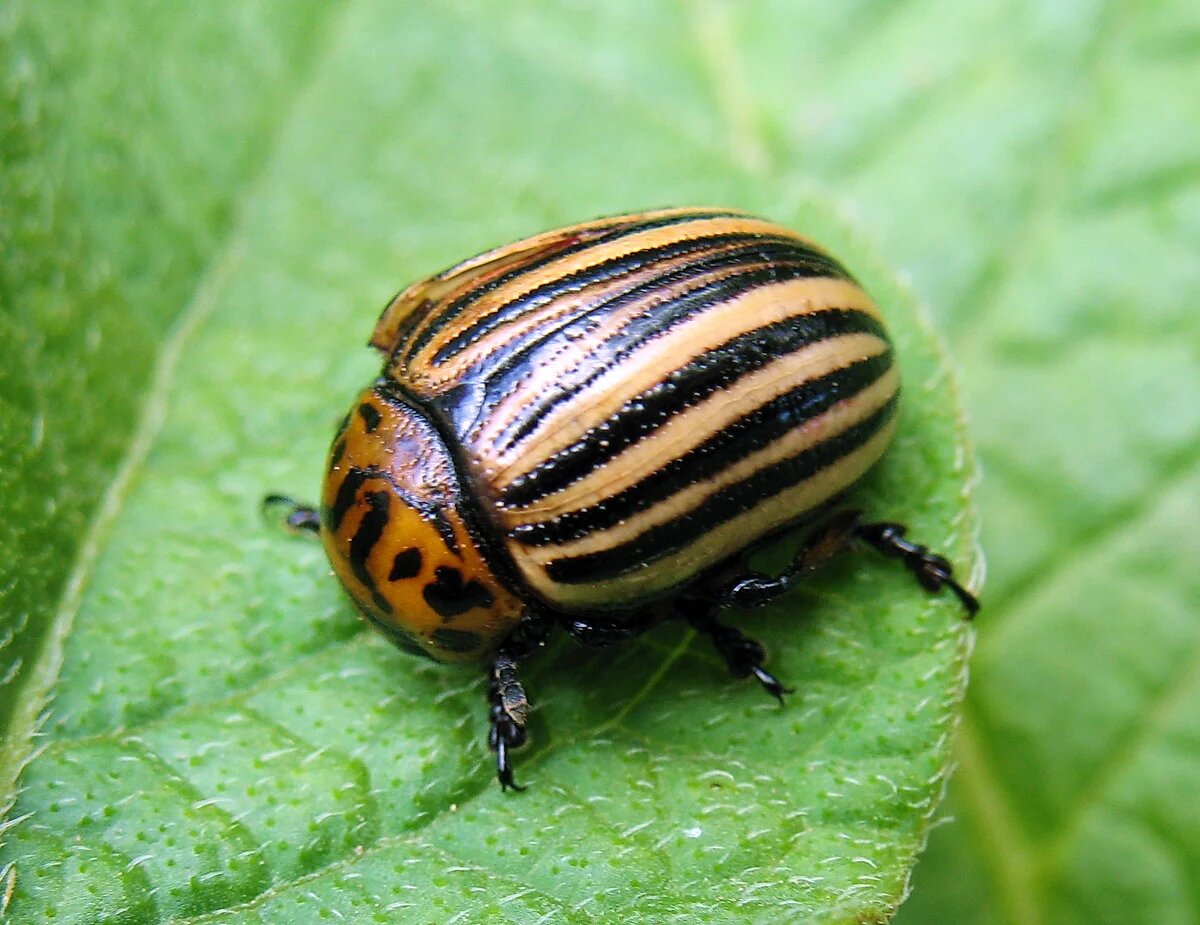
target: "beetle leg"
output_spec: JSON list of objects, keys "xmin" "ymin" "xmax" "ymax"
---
[
  {"xmin": 685, "ymin": 607, "xmax": 794, "ymax": 705},
  {"xmin": 487, "ymin": 652, "xmax": 529, "ymax": 792},
  {"xmin": 709, "ymin": 509, "xmax": 863, "ymax": 609},
  {"xmin": 262, "ymin": 494, "xmax": 321, "ymax": 535},
  {"xmin": 565, "ymin": 610, "xmax": 660, "ymax": 648},
  {"xmin": 710, "ymin": 509, "xmax": 978, "ymax": 619},
  {"xmin": 854, "ymin": 521, "xmax": 979, "ymax": 617}
]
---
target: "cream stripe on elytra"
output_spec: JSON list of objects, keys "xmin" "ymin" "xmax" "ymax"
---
[
  {"xmin": 499, "ymin": 331, "xmax": 892, "ymax": 522},
  {"xmin": 526, "ymin": 419, "xmax": 898, "ymax": 609},
  {"xmin": 410, "ymin": 214, "xmax": 820, "ymax": 363},
  {"xmin": 481, "ymin": 276, "xmax": 881, "ymax": 478},
  {"xmin": 519, "ymin": 366, "xmax": 899, "ymax": 565}
]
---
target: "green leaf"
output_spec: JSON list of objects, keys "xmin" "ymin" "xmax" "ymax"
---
[
  {"xmin": 19, "ymin": 1, "xmax": 1200, "ymax": 924},
  {"xmin": 0, "ymin": 0, "xmax": 337, "ymax": 808},
  {"xmin": 1, "ymin": 2, "xmax": 978, "ymax": 919}
]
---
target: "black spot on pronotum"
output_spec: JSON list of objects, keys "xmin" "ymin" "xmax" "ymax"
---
[
  {"xmin": 423, "ymin": 565, "xmax": 494, "ymax": 619},
  {"xmin": 357, "ymin": 610, "xmax": 435, "ymax": 661},
  {"xmin": 349, "ymin": 490, "xmax": 390, "ymax": 600},
  {"xmin": 430, "ymin": 628, "xmax": 482, "ymax": 654},
  {"xmin": 329, "ymin": 436, "xmax": 347, "ymax": 469},
  {"xmin": 358, "ymin": 402, "xmax": 383, "ymax": 433},
  {"xmin": 389, "ymin": 547, "xmax": 423, "ymax": 581},
  {"xmin": 328, "ymin": 467, "xmax": 370, "ymax": 531}
]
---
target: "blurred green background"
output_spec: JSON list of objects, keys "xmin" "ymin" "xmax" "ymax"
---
[{"xmin": 3, "ymin": 1, "xmax": 1198, "ymax": 923}]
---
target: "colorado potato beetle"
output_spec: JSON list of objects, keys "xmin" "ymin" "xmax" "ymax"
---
[{"xmin": 268, "ymin": 207, "xmax": 977, "ymax": 790}]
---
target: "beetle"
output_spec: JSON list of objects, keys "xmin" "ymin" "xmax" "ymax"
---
[{"xmin": 268, "ymin": 207, "xmax": 977, "ymax": 791}]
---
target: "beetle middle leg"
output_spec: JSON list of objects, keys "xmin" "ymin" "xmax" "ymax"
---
[
  {"xmin": 708, "ymin": 509, "xmax": 978, "ymax": 617},
  {"xmin": 683, "ymin": 602, "xmax": 794, "ymax": 704}
]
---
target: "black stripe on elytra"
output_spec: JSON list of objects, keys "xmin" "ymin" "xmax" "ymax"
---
[
  {"xmin": 431, "ymin": 232, "xmax": 851, "ymax": 368},
  {"xmin": 408, "ymin": 210, "xmax": 748, "ymax": 362},
  {"xmin": 348, "ymin": 489, "xmax": 394, "ymax": 614},
  {"xmin": 542, "ymin": 394, "xmax": 899, "ymax": 584},
  {"xmin": 501, "ymin": 308, "xmax": 887, "ymax": 507},
  {"xmin": 451, "ymin": 247, "xmax": 849, "ymax": 447},
  {"xmin": 511, "ymin": 351, "xmax": 894, "ymax": 547}
]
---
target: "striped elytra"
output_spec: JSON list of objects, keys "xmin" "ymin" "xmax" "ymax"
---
[{"xmin": 320, "ymin": 208, "xmax": 898, "ymax": 662}]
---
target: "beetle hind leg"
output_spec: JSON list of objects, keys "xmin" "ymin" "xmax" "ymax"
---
[
  {"xmin": 855, "ymin": 521, "xmax": 979, "ymax": 617},
  {"xmin": 709, "ymin": 509, "xmax": 978, "ymax": 618}
]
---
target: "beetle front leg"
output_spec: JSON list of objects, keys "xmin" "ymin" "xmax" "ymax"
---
[
  {"xmin": 485, "ymin": 607, "xmax": 556, "ymax": 791},
  {"xmin": 487, "ymin": 652, "xmax": 529, "ymax": 792},
  {"xmin": 262, "ymin": 494, "xmax": 322, "ymax": 535}
]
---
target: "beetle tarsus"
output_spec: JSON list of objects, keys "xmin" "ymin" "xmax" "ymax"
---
[
  {"xmin": 855, "ymin": 521, "xmax": 979, "ymax": 618},
  {"xmin": 687, "ymin": 610, "xmax": 794, "ymax": 704},
  {"xmin": 487, "ymin": 653, "xmax": 530, "ymax": 792},
  {"xmin": 262, "ymin": 494, "xmax": 322, "ymax": 535},
  {"xmin": 490, "ymin": 717, "xmax": 527, "ymax": 792},
  {"xmin": 749, "ymin": 665, "xmax": 792, "ymax": 706}
]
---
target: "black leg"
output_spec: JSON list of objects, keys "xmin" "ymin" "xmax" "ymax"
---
[
  {"xmin": 707, "ymin": 509, "xmax": 977, "ymax": 619},
  {"xmin": 684, "ymin": 605, "xmax": 794, "ymax": 704},
  {"xmin": 487, "ymin": 653, "xmax": 529, "ymax": 792},
  {"xmin": 855, "ymin": 521, "xmax": 979, "ymax": 617},
  {"xmin": 483, "ymin": 608, "xmax": 556, "ymax": 792},
  {"xmin": 709, "ymin": 509, "xmax": 863, "ymax": 608},
  {"xmin": 262, "ymin": 494, "xmax": 321, "ymax": 535},
  {"xmin": 564, "ymin": 610, "xmax": 660, "ymax": 648}
]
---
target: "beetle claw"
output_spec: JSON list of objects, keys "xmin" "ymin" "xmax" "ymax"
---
[
  {"xmin": 687, "ymin": 610, "xmax": 794, "ymax": 705},
  {"xmin": 749, "ymin": 666, "xmax": 795, "ymax": 705},
  {"xmin": 493, "ymin": 734, "xmax": 527, "ymax": 793}
]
